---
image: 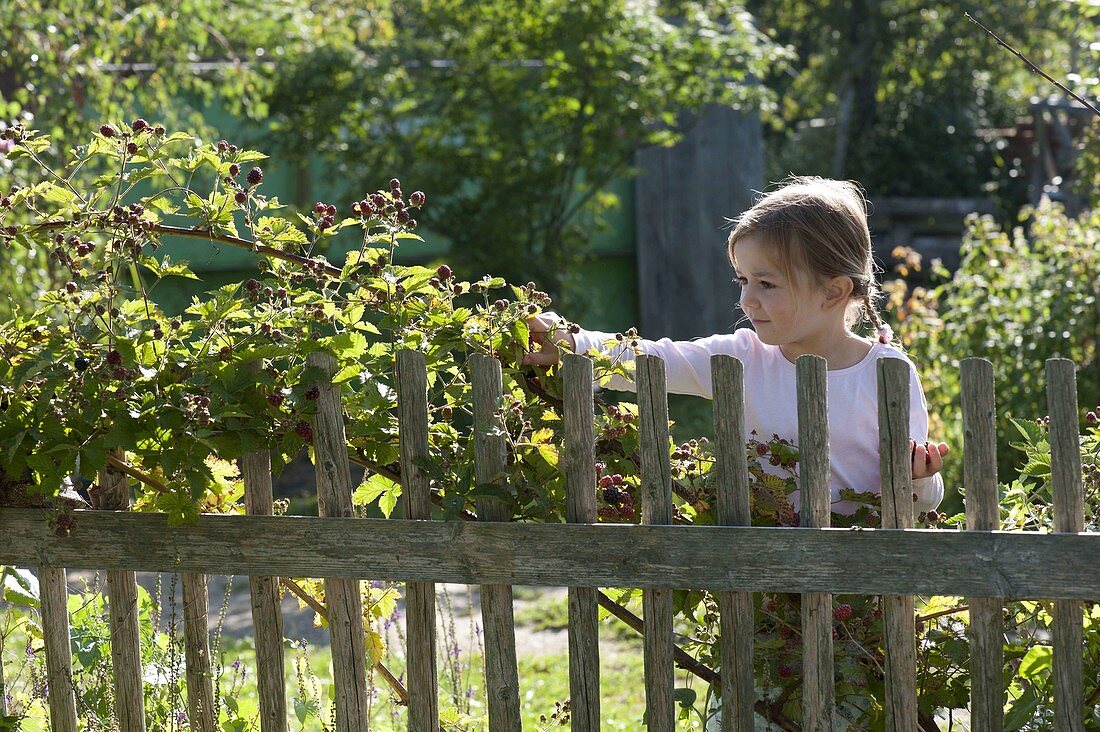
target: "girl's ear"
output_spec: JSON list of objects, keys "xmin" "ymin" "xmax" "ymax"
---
[{"xmin": 823, "ymin": 276, "xmax": 854, "ymax": 309}]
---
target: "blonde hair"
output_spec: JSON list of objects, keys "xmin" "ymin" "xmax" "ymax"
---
[{"xmin": 726, "ymin": 176, "xmax": 891, "ymax": 342}]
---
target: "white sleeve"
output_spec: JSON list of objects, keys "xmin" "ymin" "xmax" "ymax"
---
[
  {"xmin": 905, "ymin": 361, "xmax": 945, "ymax": 513},
  {"xmin": 571, "ymin": 328, "xmax": 752, "ymax": 399}
]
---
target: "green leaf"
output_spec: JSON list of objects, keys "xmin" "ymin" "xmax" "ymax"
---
[{"xmin": 1018, "ymin": 645, "xmax": 1052, "ymax": 680}]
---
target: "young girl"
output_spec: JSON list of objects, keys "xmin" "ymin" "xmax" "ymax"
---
[{"xmin": 523, "ymin": 176, "xmax": 948, "ymax": 515}]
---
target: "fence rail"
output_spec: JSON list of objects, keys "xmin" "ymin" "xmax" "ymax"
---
[{"xmin": 0, "ymin": 354, "xmax": 1097, "ymax": 732}]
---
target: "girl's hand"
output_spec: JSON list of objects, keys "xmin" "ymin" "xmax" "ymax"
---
[
  {"xmin": 910, "ymin": 440, "xmax": 949, "ymax": 479},
  {"xmin": 522, "ymin": 314, "xmax": 576, "ymax": 367}
]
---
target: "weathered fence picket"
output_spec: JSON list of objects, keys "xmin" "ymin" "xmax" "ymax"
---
[
  {"xmin": 3, "ymin": 353, "xmax": 1100, "ymax": 730},
  {"xmin": 242, "ymin": 363, "xmax": 289, "ymax": 732},
  {"xmin": 96, "ymin": 450, "xmax": 148, "ymax": 732},
  {"xmin": 877, "ymin": 359, "xmax": 917, "ymax": 732},
  {"xmin": 182, "ymin": 572, "xmax": 215, "ymax": 731},
  {"xmin": 563, "ymin": 353, "xmax": 601, "ymax": 731},
  {"xmin": 306, "ymin": 351, "xmax": 368, "ymax": 732},
  {"xmin": 961, "ymin": 358, "xmax": 1003, "ymax": 732},
  {"xmin": 796, "ymin": 355, "xmax": 834, "ymax": 730},
  {"xmin": 39, "ymin": 565, "xmax": 77, "ymax": 732},
  {"xmin": 396, "ymin": 350, "xmax": 440, "ymax": 731},
  {"xmin": 1047, "ymin": 359, "xmax": 1085, "ymax": 732},
  {"xmin": 638, "ymin": 354, "xmax": 676, "ymax": 732},
  {"xmin": 471, "ymin": 354, "xmax": 523, "ymax": 731},
  {"xmin": 711, "ymin": 354, "xmax": 755, "ymax": 731}
]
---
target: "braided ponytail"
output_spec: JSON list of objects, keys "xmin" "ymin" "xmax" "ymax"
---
[{"xmin": 862, "ymin": 294, "xmax": 894, "ymax": 345}]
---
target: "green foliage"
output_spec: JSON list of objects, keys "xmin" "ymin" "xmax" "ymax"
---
[
  {"xmin": 263, "ymin": 0, "xmax": 783, "ymax": 301},
  {"xmin": 888, "ymin": 195, "xmax": 1100, "ymax": 491},
  {"xmin": 747, "ymin": 0, "xmax": 1099, "ymax": 210}
]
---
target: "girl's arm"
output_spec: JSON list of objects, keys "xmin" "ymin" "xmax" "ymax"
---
[{"xmin": 523, "ymin": 314, "xmax": 752, "ymax": 399}]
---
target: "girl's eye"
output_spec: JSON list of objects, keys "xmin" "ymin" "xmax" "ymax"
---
[{"xmin": 760, "ymin": 281, "xmax": 775, "ymax": 290}]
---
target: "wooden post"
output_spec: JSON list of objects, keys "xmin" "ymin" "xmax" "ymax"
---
[
  {"xmin": 961, "ymin": 359, "xmax": 1004, "ymax": 732},
  {"xmin": 241, "ymin": 442, "xmax": 288, "ymax": 730},
  {"xmin": 877, "ymin": 359, "xmax": 917, "ymax": 732},
  {"xmin": 38, "ymin": 565, "xmax": 78, "ymax": 731},
  {"xmin": 1046, "ymin": 359, "xmax": 1085, "ymax": 732},
  {"xmin": 307, "ymin": 351, "xmax": 368, "ymax": 732},
  {"xmin": 471, "ymin": 355, "xmax": 522, "ymax": 731},
  {"xmin": 638, "ymin": 354, "xmax": 675, "ymax": 732},
  {"xmin": 182, "ymin": 572, "xmax": 215, "ymax": 731},
  {"xmin": 0, "ymin": 635, "xmax": 6, "ymax": 717},
  {"xmin": 396, "ymin": 350, "xmax": 440, "ymax": 731},
  {"xmin": 796, "ymin": 355, "xmax": 834, "ymax": 730},
  {"xmin": 711, "ymin": 355, "xmax": 754, "ymax": 732},
  {"xmin": 562, "ymin": 353, "xmax": 601, "ymax": 731},
  {"xmin": 93, "ymin": 450, "xmax": 147, "ymax": 732}
]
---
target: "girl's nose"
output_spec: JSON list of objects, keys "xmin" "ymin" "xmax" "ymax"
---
[{"xmin": 739, "ymin": 286, "xmax": 756, "ymax": 309}]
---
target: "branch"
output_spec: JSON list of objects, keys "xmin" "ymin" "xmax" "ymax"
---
[
  {"xmin": 104, "ymin": 453, "xmax": 170, "ymax": 494},
  {"xmin": 280, "ymin": 578, "xmax": 415, "ymax": 711},
  {"xmin": 595, "ymin": 592, "xmax": 800, "ymax": 731},
  {"xmin": 29, "ymin": 219, "xmax": 343, "ymax": 277},
  {"xmin": 965, "ymin": 13, "xmax": 1100, "ymax": 118}
]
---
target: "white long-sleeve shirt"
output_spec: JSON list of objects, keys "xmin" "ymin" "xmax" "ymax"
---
[{"xmin": 572, "ymin": 326, "xmax": 944, "ymax": 516}]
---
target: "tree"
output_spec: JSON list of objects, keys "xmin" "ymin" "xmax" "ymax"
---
[
  {"xmin": 745, "ymin": 0, "xmax": 1099, "ymax": 207},
  {"xmin": 0, "ymin": 0, "xmax": 354, "ymax": 316},
  {"xmin": 263, "ymin": 0, "xmax": 782, "ymax": 303}
]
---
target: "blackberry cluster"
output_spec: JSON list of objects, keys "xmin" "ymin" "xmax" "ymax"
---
[{"xmin": 596, "ymin": 473, "xmax": 635, "ymax": 521}]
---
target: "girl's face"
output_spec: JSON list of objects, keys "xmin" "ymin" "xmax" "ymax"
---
[{"xmin": 733, "ymin": 234, "xmax": 844, "ymax": 350}]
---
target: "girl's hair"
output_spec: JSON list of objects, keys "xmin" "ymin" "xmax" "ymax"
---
[{"xmin": 726, "ymin": 176, "xmax": 893, "ymax": 344}]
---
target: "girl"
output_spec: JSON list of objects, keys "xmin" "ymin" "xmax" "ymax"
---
[{"xmin": 523, "ymin": 176, "xmax": 948, "ymax": 515}]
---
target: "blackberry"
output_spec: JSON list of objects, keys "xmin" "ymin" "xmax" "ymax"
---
[
  {"xmin": 389, "ymin": 177, "xmax": 401, "ymax": 191},
  {"xmin": 229, "ymin": 163, "xmax": 240, "ymax": 177},
  {"xmin": 100, "ymin": 124, "xmax": 117, "ymax": 138},
  {"xmin": 295, "ymin": 421, "xmax": 314, "ymax": 441},
  {"xmin": 126, "ymin": 142, "xmax": 139, "ymax": 155},
  {"xmin": 437, "ymin": 264, "xmax": 452, "ymax": 281},
  {"xmin": 305, "ymin": 387, "xmax": 320, "ymax": 401},
  {"xmin": 131, "ymin": 119, "xmax": 148, "ymax": 133},
  {"xmin": 106, "ymin": 349, "xmax": 122, "ymax": 366},
  {"xmin": 409, "ymin": 191, "xmax": 425, "ymax": 207},
  {"xmin": 234, "ymin": 191, "xmax": 247, "ymax": 205},
  {"xmin": 246, "ymin": 167, "xmax": 263, "ymax": 186},
  {"xmin": 74, "ymin": 356, "xmax": 90, "ymax": 371}
]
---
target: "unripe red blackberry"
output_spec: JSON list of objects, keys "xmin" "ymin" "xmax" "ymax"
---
[
  {"xmin": 452, "ymin": 284, "xmax": 463, "ymax": 295},
  {"xmin": 268, "ymin": 393, "xmax": 284, "ymax": 407},
  {"xmin": 229, "ymin": 163, "xmax": 240, "ymax": 176},
  {"xmin": 246, "ymin": 167, "xmax": 263, "ymax": 186},
  {"xmin": 396, "ymin": 209, "xmax": 410, "ymax": 224},
  {"xmin": 65, "ymin": 281, "xmax": 78, "ymax": 294},
  {"xmin": 437, "ymin": 264, "xmax": 452, "ymax": 281},
  {"xmin": 409, "ymin": 191, "xmax": 425, "ymax": 207},
  {"xmin": 407, "ymin": 218, "xmax": 417, "ymax": 230},
  {"xmin": 325, "ymin": 204, "xmax": 336, "ymax": 217},
  {"xmin": 126, "ymin": 142, "xmax": 139, "ymax": 155},
  {"xmin": 439, "ymin": 406, "xmax": 453, "ymax": 420},
  {"xmin": 314, "ymin": 202, "xmax": 326, "ymax": 215},
  {"xmin": 217, "ymin": 140, "xmax": 229, "ymax": 152},
  {"xmin": 100, "ymin": 124, "xmax": 117, "ymax": 138},
  {"xmin": 245, "ymin": 278, "xmax": 261, "ymax": 292},
  {"xmin": 389, "ymin": 178, "xmax": 401, "ymax": 191},
  {"xmin": 777, "ymin": 663, "xmax": 793, "ymax": 679},
  {"xmin": 833, "ymin": 603, "xmax": 853, "ymax": 621},
  {"xmin": 234, "ymin": 191, "xmax": 247, "ymax": 205},
  {"xmin": 429, "ymin": 277, "xmax": 441, "ymax": 288},
  {"xmin": 599, "ymin": 475, "xmax": 615, "ymax": 489},
  {"xmin": 1087, "ymin": 411, "xmax": 1098, "ymax": 424},
  {"xmin": 154, "ymin": 124, "xmax": 165, "ymax": 135},
  {"xmin": 294, "ymin": 421, "xmax": 313, "ymax": 441},
  {"xmin": 305, "ymin": 387, "xmax": 320, "ymax": 401},
  {"xmin": 106, "ymin": 349, "xmax": 122, "ymax": 365},
  {"xmin": 131, "ymin": 118, "xmax": 148, "ymax": 133}
]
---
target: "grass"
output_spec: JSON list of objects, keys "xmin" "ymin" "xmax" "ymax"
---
[{"xmin": 1, "ymin": 584, "xmax": 681, "ymax": 731}]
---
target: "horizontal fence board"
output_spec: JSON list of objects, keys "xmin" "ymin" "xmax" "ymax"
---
[{"xmin": 4, "ymin": 510, "xmax": 1099, "ymax": 598}]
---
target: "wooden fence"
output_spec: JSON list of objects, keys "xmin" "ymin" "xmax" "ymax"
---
[{"xmin": 1, "ymin": 352, "xmax": 1098, "ymax": 731}]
